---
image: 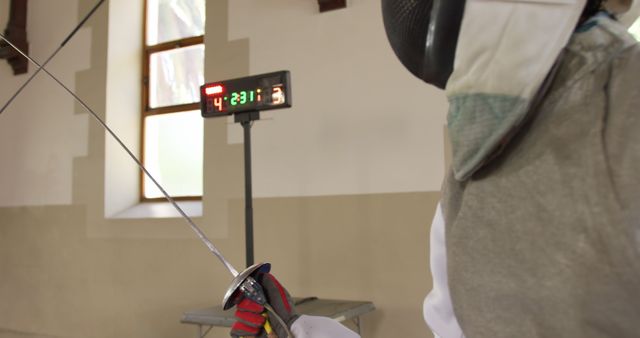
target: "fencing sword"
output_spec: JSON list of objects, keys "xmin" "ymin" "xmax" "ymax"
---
[{"xmin": 0, "ymin": 1, "xmax": 292, "ymax": 336}]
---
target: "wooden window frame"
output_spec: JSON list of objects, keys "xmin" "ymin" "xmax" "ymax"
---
[{"xmin": 141, "ymin": 0, "xmax": 204, "ymax": 202}]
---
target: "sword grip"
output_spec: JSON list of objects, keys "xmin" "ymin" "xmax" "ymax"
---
[{"xmin": 239, "ymin": 276, "xmax": 268, "ymax": 305}]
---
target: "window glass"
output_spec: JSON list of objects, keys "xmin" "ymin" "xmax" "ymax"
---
[
  {"xmin": 629, "ymin": 17, "xmax": 640, "ymax": 41},
  {"xmin": 149, "ymin": 44, "xmax": 205, "ymax": 108},
  {"xmin": 146, "ymin": 0, "xmax": 205, "ymax": 45},
  {"xmin": 143, "ymin": 110, "xmax": 203, "ymax": 199}
]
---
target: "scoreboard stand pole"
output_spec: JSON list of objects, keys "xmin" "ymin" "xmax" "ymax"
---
[
  {"xmin": 234, "ymin": 111, "xmax": 261, "ymax": 268},
  {"xmin": 201, "ymin": 70, "xmax": 291, "ymax": 269}
]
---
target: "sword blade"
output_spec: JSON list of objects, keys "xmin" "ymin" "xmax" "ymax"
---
[{"xmin": 0, "ymin": 33, "xmax": 239, "ymax": 278}]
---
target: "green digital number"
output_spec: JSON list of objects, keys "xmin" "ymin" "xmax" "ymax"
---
[
  {"xmin": 240, "ymin": 91, "xmax": 247, "ymax": 105},
  {"xmin": 231, "ymin": 92, "xmax": 240, "ymax": 106}
]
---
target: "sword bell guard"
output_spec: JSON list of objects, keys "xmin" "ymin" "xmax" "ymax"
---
[{"xmin": 223, "ymin": 262, "xmax": 271, "ymax": 310}]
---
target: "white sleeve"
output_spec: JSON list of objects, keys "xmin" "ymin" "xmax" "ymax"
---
[
  {"xmin": 290, "ymin": 315, "xmax": 360, "ymax": 338},
  {"xmin": 423, "ymin": 203, "xmax": 466, "ymax": 338}
]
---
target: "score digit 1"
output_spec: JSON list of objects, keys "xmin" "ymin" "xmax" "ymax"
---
[{"xmin": 214, "ymin": 97, "xmax": 224, "ymax": 112}]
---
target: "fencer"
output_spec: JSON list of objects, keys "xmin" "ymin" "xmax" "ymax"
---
[{"xmin": 230, "ymin": 0, "xmax": 640, "ymax": 337}]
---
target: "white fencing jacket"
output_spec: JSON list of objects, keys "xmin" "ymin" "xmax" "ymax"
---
[{"xmin": 422, "ymin": 204, "xmax": 465, "ymax": 338}]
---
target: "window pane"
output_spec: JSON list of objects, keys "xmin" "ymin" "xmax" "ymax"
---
[
  {"xmin": 149, "ymin": 44, "xmax": 204, "ymax": 108},
  {"xmin": 630, "ymin": 17, "xmax": 640, "ymax": 42},
  {"xmin": 143, "ymin": 110, "xmax": 203, "ymax": 199},
  {"xmin": 146, "ymin": 0, "xmax": 205, "ymax": 45}
]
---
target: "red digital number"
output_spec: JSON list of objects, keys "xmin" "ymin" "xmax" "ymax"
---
[
  {"xmin": 272, "ymin": 86, "xmax": 285, "ymax": 105},
  {"xmin": 214, "ymin": 97, "xmax": 224, "ymax": 112}
]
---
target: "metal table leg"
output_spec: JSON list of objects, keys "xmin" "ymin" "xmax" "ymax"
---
[{"xmin": 197, "ymin": 324, "xmax": 213, "ymax": 338}]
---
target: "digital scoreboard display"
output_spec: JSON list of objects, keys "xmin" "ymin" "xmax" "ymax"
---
[{"xmin": 200, "ymin": 71, "xmax": 291, "ymax": 118}]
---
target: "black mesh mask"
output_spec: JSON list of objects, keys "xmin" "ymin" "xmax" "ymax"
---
[{"xmin": 382, "ymin": 0, "xmax": 466, "ymax": 89}]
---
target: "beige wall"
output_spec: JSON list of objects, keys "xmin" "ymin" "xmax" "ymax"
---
[
  {"xmin": 0, "ymin": 0, "xmax": 90, "ymax": 207},
  {"xmin": 226, "ymin": 0, "xmax": 449, "ymax": 198},
  {"xmin": 0, "ymin": 193, "xmax": 439, "ymax": 338},
  {"xmin": 0, "ymin": 1, "xmax": 443, "ymax": 337}
]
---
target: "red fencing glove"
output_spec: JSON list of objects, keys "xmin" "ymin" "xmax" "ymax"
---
[
  {"xmin": 230, "ymin": 272, "xmax": 299, "ymax": 338},
  {"xmin": 230, "ymin": 298, "xmax": 267, "ymax": 336}
]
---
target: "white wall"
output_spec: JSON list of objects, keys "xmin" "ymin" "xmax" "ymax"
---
[
  {"xmin": 103, "ymin": 0, "xmax": 143, "ymax": 217},
  {"xmin": 0, "ymin": 0, "xmax": 90, "ymax": 207},
  {"xmin": 0, "ymin": 0, "xmax": 450, "ymax": 206},
  {"xmin": 228, "ymin": 0, "xmax": 449, "ymax": 198}
]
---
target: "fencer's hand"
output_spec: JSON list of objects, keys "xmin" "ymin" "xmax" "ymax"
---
[
  {"xmin": 230, "ymin": 297, "xmax": 268, "ymax": 337},
  {"xmin": 230, "ymin": 272, "xmax": 299, "ymax": 338}
]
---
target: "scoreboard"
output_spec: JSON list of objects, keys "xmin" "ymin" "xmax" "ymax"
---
[{"xmin": 200, "ymin": 71, "xmax": 291, "ymax": 118}]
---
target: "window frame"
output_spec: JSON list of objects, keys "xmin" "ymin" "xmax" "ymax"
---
[{"xmin": 141, "ymin": 0, "xmax": 204, "ymax": 203}]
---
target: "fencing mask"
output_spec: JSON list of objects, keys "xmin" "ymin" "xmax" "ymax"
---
[
  {"xmin": 381, "ymin": 0, "xmax": 465, "ymax": 89},
  {"xmin": 383, "ymin": 0, "xmax": 591, "ymax": 180}
]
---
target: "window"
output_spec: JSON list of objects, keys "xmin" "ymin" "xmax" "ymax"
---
[
  {"xmin": 630, "ymin": 16, "xmax": 640, "ymax": 41},
  {"xmin": 142, "ymin": 0, "xmax": 205, "ymax": 201}
]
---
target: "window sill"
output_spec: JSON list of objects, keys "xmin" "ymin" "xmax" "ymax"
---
[{"xmin": 109, "ymin": 200, "xmax": 202, "ymax": 219}]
